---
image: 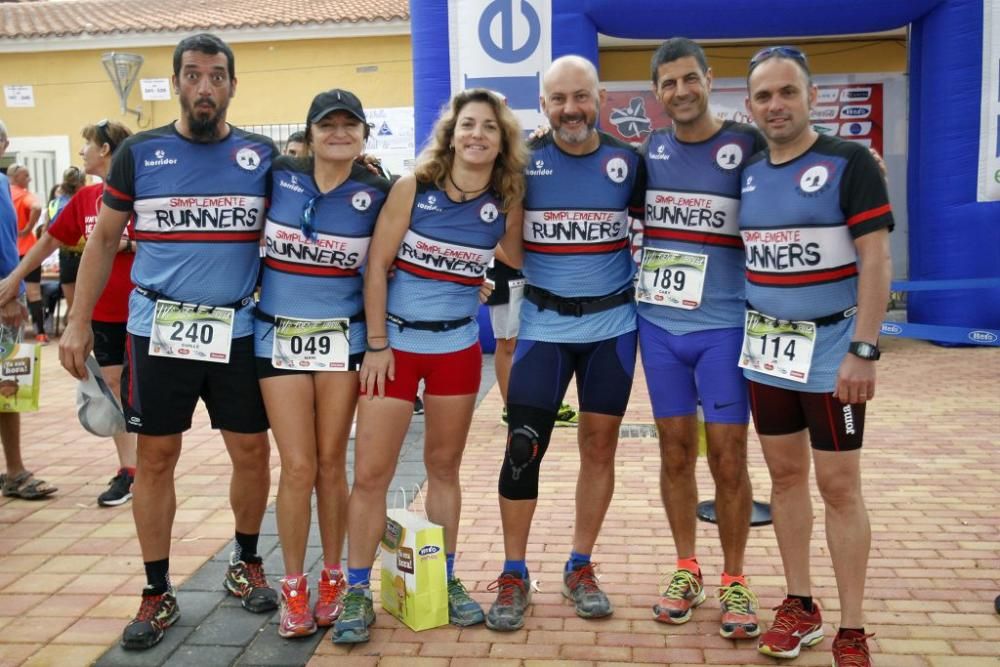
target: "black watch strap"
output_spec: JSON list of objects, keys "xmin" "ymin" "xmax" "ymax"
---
[{"xmin": 849, "ymin": 341, "xmax": 880, "ymax": 360}]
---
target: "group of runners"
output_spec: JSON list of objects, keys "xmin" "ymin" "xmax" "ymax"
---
[{"xmin": 1, "ymin": 30, "xmax": 892, "ymax": 667}]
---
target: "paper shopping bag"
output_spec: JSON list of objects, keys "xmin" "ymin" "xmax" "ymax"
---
[
  {"xmin": 380, "ymin": 506, "xmax": 449, "ymax": 631},
  {"xmin": 0, "ymin": 341, "xmax": 41, "ymax": 413}
]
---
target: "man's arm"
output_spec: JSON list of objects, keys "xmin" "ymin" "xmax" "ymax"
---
[
  {"xmin": 58, "ymin": 206, "xmax": 130, "ymax": 379},
  {"xmin": 834, "ymin": 228, "xmax": 891, "ymax": 405}
]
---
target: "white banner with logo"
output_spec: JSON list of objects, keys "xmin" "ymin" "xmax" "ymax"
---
[
  {"xmin": 448, "ymin": 0, "xmax": 551, "ymax": 131},
  {"xmin": 978, "ymin": 0, "xmax": 1000, "ymax": 201}
]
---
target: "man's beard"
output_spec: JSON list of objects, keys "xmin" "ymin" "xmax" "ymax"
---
[
  {"xmin": 182, "ymin": 97, "xmax": 227, "ymax": 142},
  {"xmin": 553, "ymin": 114, "xmax": 595, "ymax": 145}
]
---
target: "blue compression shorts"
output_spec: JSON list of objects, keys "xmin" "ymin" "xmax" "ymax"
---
[{"xmin": 638, "ymin": 320, "xmax": 749, "ymax": 424}]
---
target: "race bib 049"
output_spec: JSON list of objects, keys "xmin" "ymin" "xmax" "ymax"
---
[
  {"xmin": 271, "ymin": 316, "xmax": 350, "ymax": 371},
  {"xmin": 150, "ymin": 300, "xmax": 234, "ymax": 364},
  {"xmin": 636, "ymin": 248, "xmax": 708, "ymax": 310},
  {"xmin": 739, "ymin": 309, "xmax": 816, "ymax": 383}
]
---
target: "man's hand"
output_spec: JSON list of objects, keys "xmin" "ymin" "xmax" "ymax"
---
[
  {"xmin": 0, "ymin": 277, "xmax": 19, "ymax": 308},
  {"xmin": 480, "ymin": 278, "xmax": 495, "ymax": 304},
  {"xmin": 0, "ymin": 300, "xmax": 27, "ymax": 327},
  {"xmin": 834, "ymin": 353, "xmax": 876, "ymax": 404},
  {"xmin": 58, "ymin": 318, "xmax": 95, "ymax": 380}
]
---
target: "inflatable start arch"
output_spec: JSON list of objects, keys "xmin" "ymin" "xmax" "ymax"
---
[{"xmin": 412, "ymin": 0, "xmax": 1000, "ymax": 343}]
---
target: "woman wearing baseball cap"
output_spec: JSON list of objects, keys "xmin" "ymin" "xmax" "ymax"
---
[
  {"xmin": 254, "ymin": 89, "xmax": 392, "ymax": 638},
  {"xmin": 334, "ymin": 89, "xmax": 527, "ymax": 643}
]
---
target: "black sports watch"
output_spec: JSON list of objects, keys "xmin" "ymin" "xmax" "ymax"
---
[{"xmin": 849, "ymin": 341, "xmax": 880, "ymax": 361}]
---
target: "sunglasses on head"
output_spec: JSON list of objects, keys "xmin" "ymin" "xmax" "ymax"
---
[
  {"xmin": 748, "ymin": 46, "xmax": 808, "ymax": 74},
  {"xmin": 95, "ymin": 119, "xmax": 117, "ymax": 153}
]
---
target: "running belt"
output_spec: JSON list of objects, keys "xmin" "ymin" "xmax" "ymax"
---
[{"xmin": 524, "ymin": 284, "xmax": 635, "ymax": 318}]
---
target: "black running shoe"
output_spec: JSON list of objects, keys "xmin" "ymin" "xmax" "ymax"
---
[{"xmin": 98, "ymin": 468, "xmax": 134, "ymax": 507}]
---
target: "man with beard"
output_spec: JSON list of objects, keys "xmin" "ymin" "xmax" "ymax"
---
[
  {"xmin": 486, "ymin": 55, "xmax": 645, "ymax": 631},
  {"xmin": 60, "ymin": 33, "xmax": 278, "ymax": 650}
]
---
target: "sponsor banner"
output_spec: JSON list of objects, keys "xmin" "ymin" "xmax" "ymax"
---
[
  {"xmin": 449, "ymin": 0, "xmax": 551, "ymax": 133},
  {"xmin": 979, "ymin": 0, "xmax": 1000, "ymax": 201},
  {"xmin": 364, "ymin": 106, "xmax": 416, "ymax": 176},
  {"xmin": 601, "ymin": 81, "xmax": 885, "ymax": 155},
  {"xmin": 840, "ymin": 121, "xmax": 872, "ymax": 137}
]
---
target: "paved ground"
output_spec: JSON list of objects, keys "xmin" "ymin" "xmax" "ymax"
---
[{"xmin": 0, "ymin": 337, "xmax": 998, "ymax": 666}]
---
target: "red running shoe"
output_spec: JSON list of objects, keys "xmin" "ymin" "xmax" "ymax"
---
[
  {"xmin": 278, "ymin": 576, "xmax": 317, "ymax": 638},
  {"xmin": 832, "ymin": 629, "xmax": 874, "ymax": 666},
  {"xmin": 314, "ymin": 568, "xmax": 346, "ymax": 627},
  {"xmin": 757, "ymin": 597, "xmax": 824, "ymax": 658}
]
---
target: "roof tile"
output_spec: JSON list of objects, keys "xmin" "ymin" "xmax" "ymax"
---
[{"xmin": 1, "ymin": 0, "xmax": 410, "ymax": 40}]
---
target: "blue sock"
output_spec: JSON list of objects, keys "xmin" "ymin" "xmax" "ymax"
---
[
  {"xmin": 446, "ymin": 553, "xmax": 456, "ymax": 581},
  {"xmin": 502, "ymin": 559, "xmax": 528, "ymax": 578},
  {"xmin": 566, "ymin": 550, "xmax": 591, "ymax": 572},
  {"xmin": 347, "ymin": 567, "xmax": 371, "ymax": 588}
]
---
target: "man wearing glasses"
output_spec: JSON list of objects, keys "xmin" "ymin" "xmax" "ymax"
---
[
  {"xmin": 740, "ymin": 46, "xmax": 892, "ymax": 667},
  {"xmin": 60, "ymin": 33, "xmax": 279, "ymax": 650}
]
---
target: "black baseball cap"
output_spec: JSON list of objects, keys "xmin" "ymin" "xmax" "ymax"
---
[{"xmin": 307, "ymin": 89, "xmax": 367, "ymax": 125}]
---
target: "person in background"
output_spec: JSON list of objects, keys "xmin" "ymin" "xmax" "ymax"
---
[
  {"xmin": 7, "ymin": 163, "xmax": 45, "ymax": 342},
  {"xmin": 47, "ymin": 166, "xmax": 87, "ymax": 312},
  {"xmin": 0, "ymin": 120, "xmax": 137, "ymax": 508},
  {"xmin": 284, "ymin": 130, "xmax": 306, "ymax": 157}
]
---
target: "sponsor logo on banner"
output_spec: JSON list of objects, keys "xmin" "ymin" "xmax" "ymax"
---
[
  {"xmin": 817, "ymin": 88, "xmax": 840, "ymax": 104},
  {"xmin": 450, "ymin": 0, "xmax": 551, "ymax": 130},
  {"xmin": 810, "ymin": 106, "xmax": 839, "ymax": 121},
  {"xmin": 881, "ymin": 323, "xmax": 903, "ymax": 335},
  {"xmin": 840, "ymin": 105, "xmax": 872, "ymax": 119},
  {"xmin": 969, "ymin": 330, "xmax": 999, "ymax": 344},
  {"xmin": 840, "ymin": 122, "xmax": 872, "ymax": 137},
  {"xmin": 813, "ymin": 123, "xmax": 839, "ymax": 135},
  {"xmin": 841, "ymin": 87, "xmax": 872, "ymax": 102},
  {"xmin": 609, "ymin": 96, "xmax": 652, "ymax": 139}
]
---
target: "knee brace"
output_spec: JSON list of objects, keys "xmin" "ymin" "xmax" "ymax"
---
[{"xmin": 498, "ymin": 404, "xmax": 556, "ymax": 500}]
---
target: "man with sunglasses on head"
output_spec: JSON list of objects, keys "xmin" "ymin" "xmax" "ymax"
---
[
  {"xmin": 639, "ymin": 37, "xmax": 767, "ymax": 640},
  {"xmin": 60, "ymin": 33, "xmax": 279, "ymax": 651},
  {"xmin": 740, "ymin": 46, "xmax": 891, "ymax": 667}
]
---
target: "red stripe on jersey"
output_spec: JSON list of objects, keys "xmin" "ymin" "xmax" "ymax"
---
[
  {"xmin": 523, "ymin": 238, "xmax": 629, "ymax": 254},
  {"xmin": 747, "ymin": 264, "xmax": 858, "ymax": 286},
  {"xmin": 394, "ymin": 259, "xmax": 484, "ymax": 286},
  {"xmin": 645, "ymin": 228, "xmax": 743, "ymax": 249},
  {"xmin": 264, "ymin": 257, "xmax": 359, "ymax": 277},
  {"xmin": 135, "ymin": 231, "xmax": 261, "ymax": 243},
  {"xmin": 846, "ymin": 203, "xmax": 892, "ymax": 227},
  {"xmin": 104, "ymin": 183, "xmax": 133, "ymax": 203}
]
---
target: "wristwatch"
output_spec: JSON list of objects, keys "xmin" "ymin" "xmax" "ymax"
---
[{"xmin": 849, "ymin": 341, "xmax": 880, "ymax": 360}]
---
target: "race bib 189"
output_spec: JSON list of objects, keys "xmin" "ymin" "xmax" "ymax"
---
[
  {"xmin": 271, "ymin": 316, "xmax": 350, "ymax": 371},
  {"xmin": 150, "ymin": 300, "xmax": 234, "ymax": 363},
  {"xmin": 739, "ymin": 309, "xmax": 816, "ymax": 383},
  {"xmin": 636, "ymin": 248, "xmax": 708, "ymax": 310}
]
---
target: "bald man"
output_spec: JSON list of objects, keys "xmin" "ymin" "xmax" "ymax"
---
[{"xmin": 487, "ymin": 56, "xmax": 646, "ymax": 631}]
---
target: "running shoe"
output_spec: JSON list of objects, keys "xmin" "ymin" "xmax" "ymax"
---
[
  {"xmin": 35, "ymin": 333, "xmax": 49, "ymax": 345},
  {"xmin": 314, "ymin": 568, "xmax": 346, "ymax": 626},
  {"xmin": 653, "ymin": 568, "xmax": 705, "ymax": 624},
  {"xmin": 224, "ymin": 553, "xmax": 279, "ymax": 613},
  {"xmin": 757, "ymin": 598, "xmax": 824, "ymax": 658},
  {"xmin": 485, "ymin": 571, "xmax": 531, "ymax": 631},
  {"xmin": 832, "ymin": 629, "xmax": 874, "ymax": 667},
  {"xmin": 98, "ymin": 468, "xmax": 134, "ymax": 507},
  {"xmin": 331, "ymin": 586, "xmax": 375, "ymax": 644},
  {"xmin": 501, "ymin": 406, "xmax": 509, "ymax": 425},
  {"xmin": 120, "ymin": 586, "xmax": 179, "ymax": 650},
  {"xmin": 718, "ymin": 581, "xmax": 761, "ymax": 639},
  {"xmin": 555, "ymin": 402, "xmax": 579, "ymax": 427},
  {"xmin": 278, "ymin": 576, "xmax": 317, "ymax": 638},
  {"xmin": 413, "ymin": 396, "xmax": 424, "ymax": 415},
  {"xmin": 448, "ymin": 577, "xmax": 485, "ymax": 626},
  {"xmin": 563, "ymin": 562, "xmax": 612, "ymax": 618}
]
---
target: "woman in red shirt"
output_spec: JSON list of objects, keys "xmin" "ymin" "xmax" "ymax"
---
[{"xmin": 0, "ymin": 120, "xmax": 136, "ymax": 506}]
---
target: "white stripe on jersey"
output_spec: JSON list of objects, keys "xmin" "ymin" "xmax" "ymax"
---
[
  {"xmin": 396, "ymin": 229, "xmax": 494, "ymax": 279},
  {"xmin": 644, "ymin": 190, "xmax": 740, "ymax": 237},
  {"xmin": 264, "ymin": 220, "xmax": 370, "ymax": 270},
  {"xmin": 523, "ymin": 209, "xmax": 629, "ymax": 245},
  {"xmin": 742, "ymin": 225, "xmax": 856, "ymax": 275},
  {"xmin": 134, "ymin": 195, "xmax": 266, "ymax": 234}
]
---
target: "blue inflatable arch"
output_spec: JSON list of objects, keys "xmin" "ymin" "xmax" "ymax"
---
[{"xmin": 412, "ymin": 0, "xmax": 1000, "ymax": 339}]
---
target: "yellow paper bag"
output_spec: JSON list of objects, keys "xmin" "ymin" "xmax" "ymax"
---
[
  {"xmin": 0, "ymin": 342, "xmax": 41, "ymax": 413},
  {"xmin": 380, "ymin": 506, "xmax": 449, "ymax": 631}
]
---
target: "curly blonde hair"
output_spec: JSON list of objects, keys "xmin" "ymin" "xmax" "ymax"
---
[{"xmin": 413, "ymin": 88, "xmax": 527, "ymax": 212}]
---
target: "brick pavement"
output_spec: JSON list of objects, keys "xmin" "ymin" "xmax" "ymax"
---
[{"xmin": 0, "ymin": 337, "xmax": 997, "ymax": 666}]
